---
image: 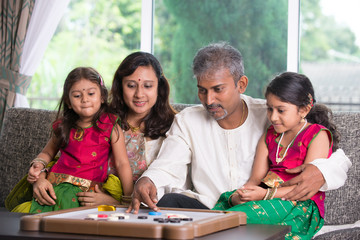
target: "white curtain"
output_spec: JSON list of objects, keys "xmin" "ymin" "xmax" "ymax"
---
[{"xmin": 14, "ymin": 0, "xmax": 70, "ymax": 107}]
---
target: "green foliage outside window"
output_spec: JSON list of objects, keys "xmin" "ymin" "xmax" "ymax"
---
[
  {"xmin": 156, "ymin": 0, "xmax": 287, "ymax": 103},
  {"xmin": 28, "ymin": 0, "xmax": 142, "ymax": 109},
  {"xmin": 27, "ymin": 0, "xmax": 360, "ymax": 109},
  {"xmin": 300, "ymin": 0, "xmax": 359, "ymax": 62}
]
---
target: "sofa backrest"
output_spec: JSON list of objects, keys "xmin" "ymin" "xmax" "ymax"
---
[
  {"xmin": 324, "ymin": 112, "xmax": 359, "ymax": 225},
  {"xmin": 0, "ymin": 108, "xmax": 56, "ymax": 207},
  {"xmin": 0, "ymin": 107, "xmax": 358, "ymax": 226},
  {"xmin": 0, "ymin": 105, "xmax": 192, "ymax": 207}
]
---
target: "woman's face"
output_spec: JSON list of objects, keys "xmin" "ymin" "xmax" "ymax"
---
[{"xmin": 122, "ymin": 66, "xmax": 158, "ymax": 119}]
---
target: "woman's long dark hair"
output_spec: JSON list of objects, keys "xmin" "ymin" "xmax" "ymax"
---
[
  {"xmin": 54, "ymin": 67, "xmax": 112, "ymax": 147},
  {"xmin": 110, "ymin": 52, "xmax": 176, "ymax": 139},
  {"xmin": 265, "ymin": 72, "xmax": 340, "ymax": 151}
]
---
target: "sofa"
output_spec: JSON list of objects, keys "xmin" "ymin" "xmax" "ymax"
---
[{"xmin": 0, "ymin": 106, "xmax": 359, "ymax": 239}]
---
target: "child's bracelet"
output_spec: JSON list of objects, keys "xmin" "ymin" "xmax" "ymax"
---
[
  {"xmin": 30, "ymin": 158, "xmax": 48, "ymax": 169},
  {"xmin": 228, "ymin": 191, "xmax": 239, "ymax": 207},
  {"xmin": 264, "ymin": 187, "xmax": 277, "ymax": 200},
  {"xmin": 40, "ymin": 167, "xmax": 50, "ymax": 173},
  {"xmin": 269, "ymin": 187, "xmax": 278, "ymax": 200},
  {"xmin": 263, "ymin": 188, "xmax": 270, "ymax": 200}
]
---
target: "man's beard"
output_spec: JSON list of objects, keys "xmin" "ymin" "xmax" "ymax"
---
[{"xmin": 204, "ymin": 103, "xmax": 228, "ymax": 121}]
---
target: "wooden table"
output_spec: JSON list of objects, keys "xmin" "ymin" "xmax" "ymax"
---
[{"xmin": 0, "ymin": 209, "xmax": 290, "ymax": 240}]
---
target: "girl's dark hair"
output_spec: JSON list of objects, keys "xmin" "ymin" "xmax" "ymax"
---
[
  {"xmin": 110, "ymin": 52, "xmax": 176, "ymax": 139},
  {"xmin": 265, "ymin": 72, "xmax": 340, "ymax": 151},
  {"xmin": 54, "ymin": 67, "xmax": 112, "ymax": 147}
]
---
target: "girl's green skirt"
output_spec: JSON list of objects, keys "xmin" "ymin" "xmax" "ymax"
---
[
  {"xmin": 213, "ymin": 190, "xmax": 324, "ymax": 240},
  {"xmin": 10, "ymin": 174, "xmax": 123, "ymax": 213}
]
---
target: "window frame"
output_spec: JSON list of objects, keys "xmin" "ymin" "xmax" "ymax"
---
[
  {"xmin": 140, "ymin": 0, "xmax": 154, "ymax": 53},
  {"xmin": 140, "ymin": 0, "xmax": 301, "ymax": 71}
]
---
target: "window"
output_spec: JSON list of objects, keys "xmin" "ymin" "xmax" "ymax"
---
[
  {"xmin": 299, "ymin": 0, "xmax": 360, "ymax": 111},
  {"xmin": 153, "ymin": 0, "xmax": 288, "ymax": 104},
  {"xmin": 27, "ymin": 0, "xmax": 142, "ymax": 109},
  {"xmin": 28, "ymin": 0, "xmax": 360, "ymax": 111}
]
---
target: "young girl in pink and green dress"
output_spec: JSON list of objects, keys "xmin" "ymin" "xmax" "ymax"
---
[
  {"xmin": 25, "ymin": 67, "xmax": 133, "ymax": 213},
  {"xmin": 213, "ymin": 72, "xmax": 340, "ymax": 240}
]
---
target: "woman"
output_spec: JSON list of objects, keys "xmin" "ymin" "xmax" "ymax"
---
[
  {"xmin": 76, "ymin": 52, "xmax": 176, "ymax": 206},
  {"xmin": 8, "ymin": 52, "xmax": 176, "ymax": 210}
]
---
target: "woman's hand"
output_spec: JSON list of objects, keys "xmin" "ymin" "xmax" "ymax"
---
[
  {"xmin": 32, "ymin": 177, "xmax": 56, "ymax": 205},
  {"xmin": 77, "ymin": 185, "xmax": 120, "ymax": 206}
]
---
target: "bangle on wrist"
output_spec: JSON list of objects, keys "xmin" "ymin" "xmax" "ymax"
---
[
  {"xmin": 263, "ymin": 188, "xmax": 270, "ymax": 200},
  {"xmin": 228, "ymin": 191, "xmax": 239, "ymax": 207},
  {"xmin": 268, "ymin": 187, "xmax": 277, "ymax": 200},
  {"xmin": 30, "ymin": 158, "xmax": 48, "ymax": 169},
  {"xmin": 263, "ymin": 187, "xmax": 277, "ymax": 200},
  {"xmin": 40, "ymin": 167, "xmax": 49, "ymax": 173}
]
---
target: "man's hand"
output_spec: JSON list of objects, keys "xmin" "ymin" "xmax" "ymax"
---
[
  {"xmin": 32, "ymin": 178, "xmax": 56, "ymax": 205},
  {"xmin": 77, "ymin": 185, "xmax": 119, "ymax": 206},
  {"xmin": 126, "ymin": 177, "xmax": 158, "ymax": 214},
  {"xmin": 281, "ymin": 164, "xmax": 325, "ymax": 201}
]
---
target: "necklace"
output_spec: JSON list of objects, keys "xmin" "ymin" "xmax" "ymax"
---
[
  {"xmin": 275, "ymin": 119, "xmax": 307, "ymax": 164},
  {"xmin": 127, "ymin": 121, "xmax": 141, "ymax": 133},
  {"xmin": 74, "ymin": 128, "xmax": 84, "ymax": 141}
]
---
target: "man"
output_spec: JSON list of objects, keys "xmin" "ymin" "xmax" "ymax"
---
[{"xmin": 127, "ymin": 42, "xmax": 351, "ymax": 213}]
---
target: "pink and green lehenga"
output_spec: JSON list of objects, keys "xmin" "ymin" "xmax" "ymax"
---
[{"xmin": 213, "ymin": 124, "xmax": 333, "ymax": 240}]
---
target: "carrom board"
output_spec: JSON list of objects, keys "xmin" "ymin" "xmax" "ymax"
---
[{"xmin": 20, "ymin": 205, "xmax": 246, "ymax": 239}]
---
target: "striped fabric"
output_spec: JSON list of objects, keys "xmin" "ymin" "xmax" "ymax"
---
[
  {"xmin": 0, "ymin": 0, "xmax": 35, "ymax": 127},
  {"xmin": 213, "ymin": 190, "xmax": 324, "ymax": 240}
]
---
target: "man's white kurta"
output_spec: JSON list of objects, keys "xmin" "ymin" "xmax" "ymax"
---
[{"xmin": 142, "ymin": 94, "xmax": 351, "ymax": 208}]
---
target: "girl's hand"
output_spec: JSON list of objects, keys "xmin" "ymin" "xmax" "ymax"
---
[
  {"xmin": 236, "ymin": 185, "xmax": 267, "ymax": 203},
  {"xmin": 32, "ymin": 178, "xmax": 56, "ymax": 206},
  {"xmin": 27, "ymin": 162, "xmax": 44, "ymax": 184},
  {"xmin": 77, "ymin": 185, "xmax": 119, "ymax": 206}
]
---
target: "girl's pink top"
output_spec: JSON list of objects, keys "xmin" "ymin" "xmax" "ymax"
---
[
  {"xmin": 265, "ymin": 123, "xmax": 333, "ymax": 218},
  {"xmin": 50, "ymin": 113, "xmax": 118, "ymax": 183}
]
